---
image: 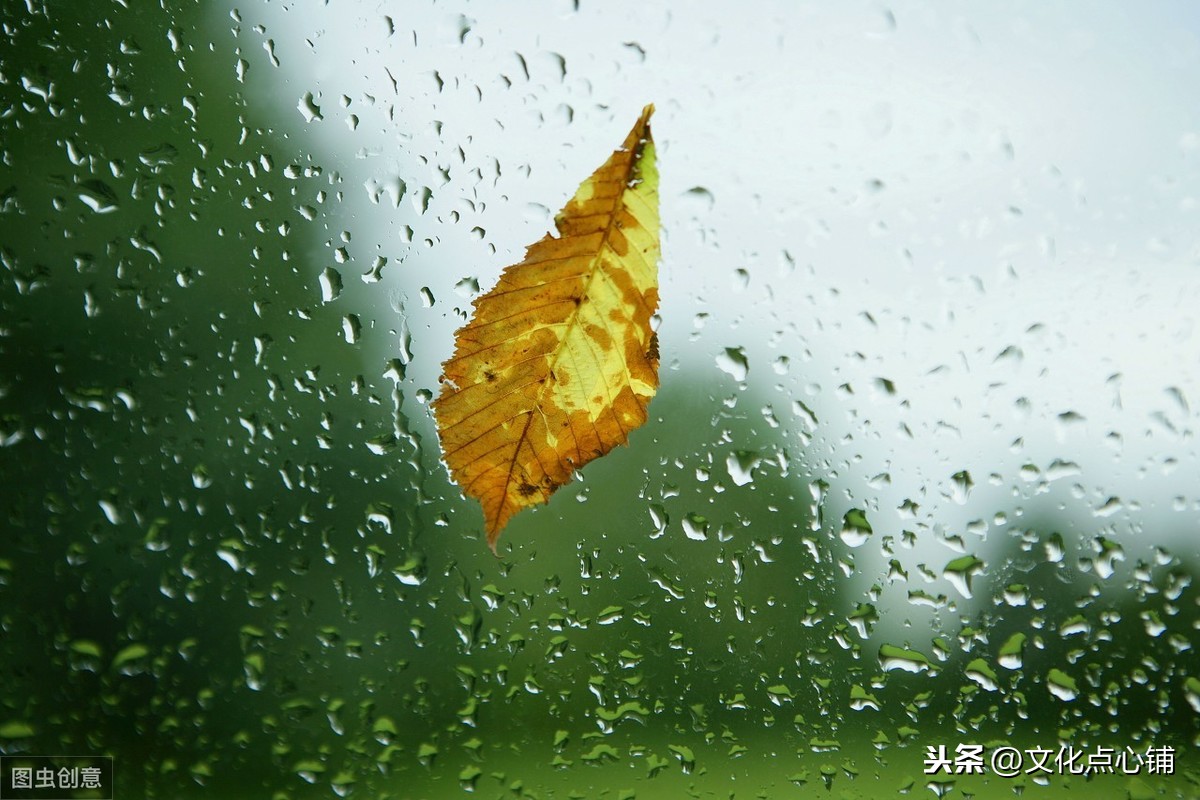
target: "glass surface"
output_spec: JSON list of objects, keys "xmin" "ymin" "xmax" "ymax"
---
[{"xmin": 2, "ymin": 2, "xmax": 1198, "ymax": 798}]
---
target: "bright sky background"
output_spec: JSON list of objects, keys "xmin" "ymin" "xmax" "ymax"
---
[{"xmin": 217, "ymin": 1, "xmax": 1200, "ymax": 602}]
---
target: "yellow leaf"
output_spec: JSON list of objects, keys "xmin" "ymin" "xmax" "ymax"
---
[{"xmin": 433, "ymin": 104, "xmax": 660, "ymax": 551}]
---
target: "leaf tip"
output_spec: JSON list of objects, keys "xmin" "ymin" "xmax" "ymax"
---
[
  {"xmin": 485, "ymin": 524, "xmax": 503, "ymax": 556},
  {"xmin": 638, "ymin": 103, "xmax": 655, "ymax": 130}
]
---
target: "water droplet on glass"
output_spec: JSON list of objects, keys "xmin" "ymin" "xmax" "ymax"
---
[
  {"xmin": 950, "ymin": 470, "xmax": 973, "ymax": 503},
  {"xmin": 682, "ymin": 512, "xmax": 709, "ymax": 541},
  {"xmin": 298, "ymin": 92, "xmax": 323, "ymax": 123},
  {"xmin": 412, "ymin": 185, "xmax": 432, "ymax": 214},
  {"xmin": 320, "ymin": 267, "xmax": 343, "ymax": 302},
  {"xmin": 596, "ymin": 605, "xmax": 624, "ymax": 625},
  {"xmin": 362, "ymin": 256, "xmax": 386, "ymax": 284},
  {"xmin": 78, "ymin": 180, "xmax": 119, "ymax": 214},
  {"xmin": 191, "ymin": 465, "xmax": 212, "ymax": 489},
  {"xmin": 725, "ymin": 450, "xmax": 760, "ymax": 487},
  {"xmin": 943, "ymin": 555, "xmax": 984, "ymax": 598},
  {"xmin": 716, "ymin": 347, "xmax": 749, "ymax": 381},
  {"xmin": 1003, "ymin": 584, "xmax": 1028, "ymax": 606},
  {"xmin": 1093, "ymin": 536, "xmax": 1124, "ymax": 579},
  {"xmin": 732, "ymin": 268, "xmax": 750, "ymax": 292},
  {"xmin": 998, "ymin": 633, "xmax": 1026, "ymax": 670},
  {"xmin": 1045, "ymin": 532, "xmax": 1066, "ymax": 563},
  {"xmin": 0, "ymin": 722, "xmax": 35, "ymax": 740},
  {"xmin": 454, "ymin": 277, "xmax": 480, "ymax": 298},
  {"xmin": 849, "ymin": 685, "xmax": 881, "ymax": 711},
  {"xmin": 681, "ymin": 186, "xmax": 715, "ymax": 215},
  {"xmin": 1046, "ymin": 668, "xmax": 1078, "ymax": 701},
  {"xmin": 366, "ymin": 433, "xmax": 397, "ymax": 455},
  {"xmin": 1184, "ymin": 677, "xmax": 1200, "ymax": 713},
  {"xmin": 138, "ymin": 143, "xmax": 178, "ymax": 168},
  {"xmin": 878, "ymin": 645, "xmax": 932, "ymax": 674},
  {"xmin": 393, "ymin": 553, "xmax": 427, "ymax": 586},
  {"xmin": 839, "ymin": 509, "xmax": 873, "ymax": 547},
  {"xmin": 926, "ymin": 779, "xmax": 955, "ymax": 799},
  {"xmin": 342, "ymin": 314, "xmax": 361, "ymax": 344},
  {"xmin": 965, "ymin": 658, "xmax": 998, "ymax": 691}
]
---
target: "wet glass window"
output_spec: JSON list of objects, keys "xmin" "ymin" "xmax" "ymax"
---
[{"xmin": 2, "ymin": 3, "xmax": 1198, "ymax": 798}]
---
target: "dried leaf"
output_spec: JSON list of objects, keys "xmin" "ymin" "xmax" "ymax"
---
[{"xmin": 433, "ymin": 105, "xmax": 660, "ymax": 550}]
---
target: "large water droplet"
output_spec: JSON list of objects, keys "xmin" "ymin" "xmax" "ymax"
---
[
  {"xmin": 839, "ymin": 509, "xmax": 873, "ymax": 547},
  {"xmin": 320, "ymin": 267, "xmax": 343, "ymax": 302},
  {"xmin": 716, "ymin": 347, "xmax": 749, "ymax": 381}
]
